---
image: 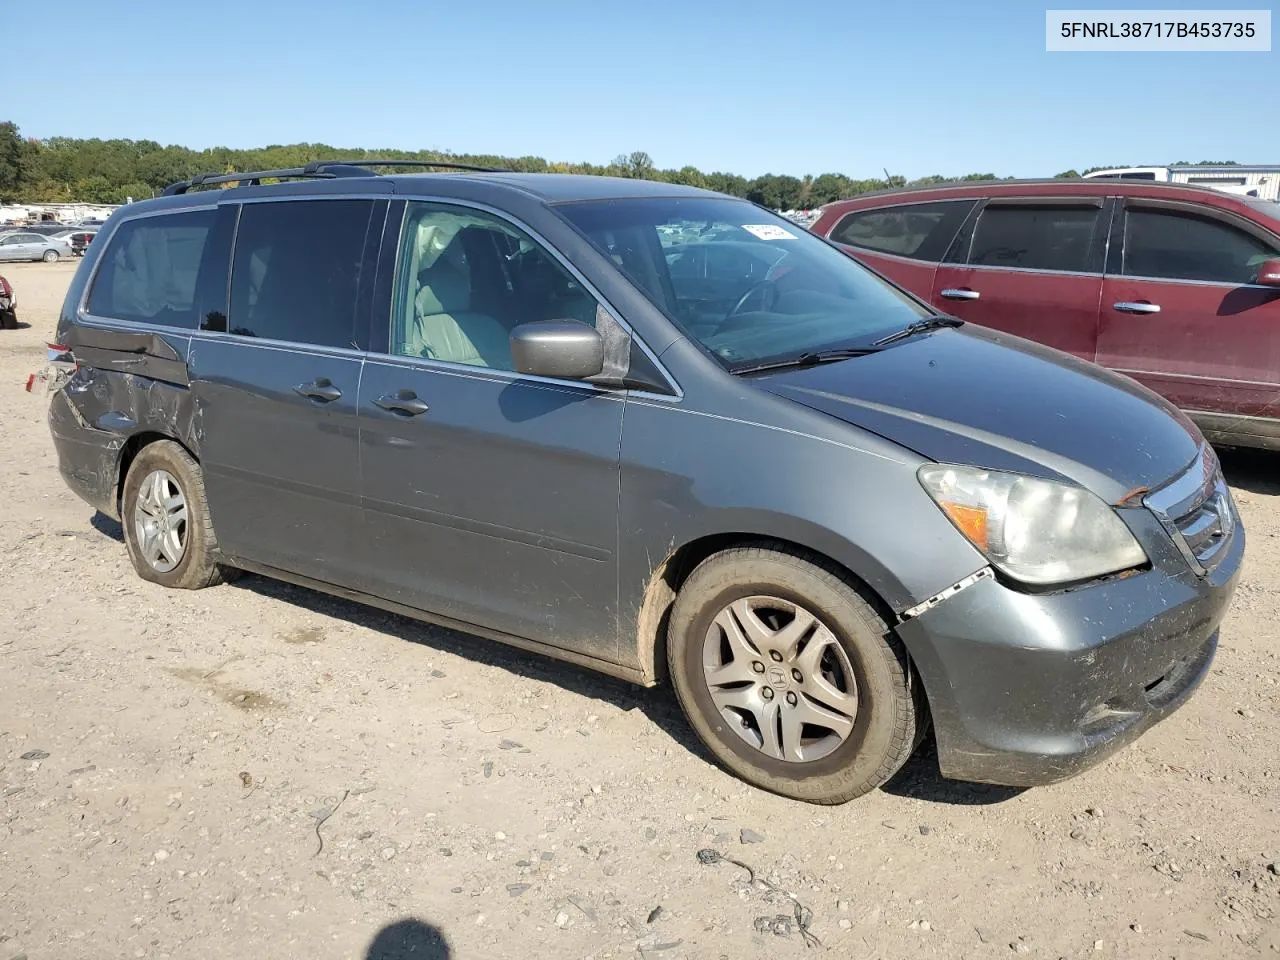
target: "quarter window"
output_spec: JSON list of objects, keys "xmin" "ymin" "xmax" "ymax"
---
[
  {"xmin": 227, "ymin": 200, "xmax": 374, "ymax": 347},
  {"xmin": 1122, "ymin": 209, "xmax": 1276, "ymax": 285},
  {"xmin": 87, "ymin": 210, "xmax": 215, "ymax": 327},
  {"xmin": 390, "ymin": 202, "xmax": 598, "ymax": 370},
  {"xmin": 829, "ymin": 201, "xmax": 974, "ymax": 261},
  {"xmin": 968, "ymin": 205, "xmax": 1100, "ymax": 272}
]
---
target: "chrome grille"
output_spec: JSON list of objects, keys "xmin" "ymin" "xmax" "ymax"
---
[{"xmin": 1144, "ymin": 445, "xmax": 1235, "ymax": 576}]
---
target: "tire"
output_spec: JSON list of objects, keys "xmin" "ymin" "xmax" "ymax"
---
[
  {"xmin": 667, "ymin": 544, "xmax": 919, "ymax": 804},
  {"xmin": 42, "ymin": 249, "xmax": 59, "ymax": 262},
  {"xmin": 0, "ymin": 309, "xmax": 15, "ymax": 331},
  {"xmin": 120, "ymin": 440, "xmax": 238, "ymax": 589}
]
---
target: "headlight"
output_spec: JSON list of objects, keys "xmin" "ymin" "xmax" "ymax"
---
[{"xmin": 918, "ymin": 464, "xmax": 1147, "ymax": 586}]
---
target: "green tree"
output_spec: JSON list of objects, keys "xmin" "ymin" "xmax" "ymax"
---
[{"xmin": 0, "ymin": 122, "xmax": 24, "ymax": 200}]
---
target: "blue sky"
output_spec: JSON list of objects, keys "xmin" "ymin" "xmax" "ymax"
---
[{"xmin": 7, "ymin": 0, "xmax": 1276, "ymax": 179}]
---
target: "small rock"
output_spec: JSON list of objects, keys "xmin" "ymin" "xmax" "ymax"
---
[
  {"xmin": 499, "ymin": 739, "xmax": 522, "ymax": 750},
  {"xmin": 921, "ymin": 920, "xmax": 932, "ymax": 931},
  {"xmin": 837, "ymin": 899, "xmax": 850, "ymax": 913},
  {"xmin": 430, "ymin": 669, "xmax": 445, "ymax": 678},
  {"xmin": 1094, "ymin": 939, "xmax": 1104, "ymax": 951},
  {"xmin": 516, "ymin": 859, "xmax": 531, "ymax": 867},
  {"xmin": 1183, "ymin": 929, "xmax": 1210, "ymax": 941},
  {"xmin": 644, "ymin": 827, "xmax": 657, "ymax": 841},
  {"xmin": 918, "ymin": 825, "xmax": 932, "ymax": 836},
  {"xmin": 647, "ymin": 906, "xmax": 664, "ymax": 923},
  {"xmin": 1086, "ymin": 807, "xmax": 1102, "ymax": 817},
  {"xmin": 975, "ymin": 926, "xmax": 992, "ymax": 943},
  {"xmin": 19, "ymin": 750, "xmax": 48, "ymax": 761},
  {"xmin": 1237, "ymin": 708, "xmax": 1255, "ymax": 719},
  {"xmin": 540, "ymin": 851, "xmax": 555, "ymax": 862},
  {"xmin": 451, "ymin": 886, "xmax": 463, "ymax": 894},
  {"xmin": 1012, "ymin": 943, "xmax": 1030, "ymax": 955},
  {"xmin": 3, "ymin": 786, "xmax": 24, "ymax": 798},
  {"xmin": 1070, "ymin": 829, "xmax": 1085, "ymax": 840},
  {"xmin": 740, "ymin": 828, "xmax": 764, "ymax": 844},
  {"xmin": 507, "ymin": 883, "xmax": 530, "ymax": 898},
  {"xmin": 439, "ymin": 847, "xmax": 452, "ymax": 856},
  {"xmin": 357, "ymin": 830, "xmax": 374, "ymax": 841},
  {"xmin": 838, "ymin": 919, "xmax": 853, "ymax": 930},
  {"xmin": 494, "ymin": 831, "xmax": 506, "ymax": 841},
  {"xmin": 1267, "ymin": 863, "xmax": 1279, "ymax": 876},
  {"xmin": 154, "ymin": 850, "xmax": 169, "ymax": 861},
  {"xmin": 555, "ymin": 910, "xmax": 571, "ymax": 928},
  {"xmin": 1131, "ymin": 924, "xmax": 1143, "ymax": 934},
  {"xmin": 381, "ymin": 847, "xmax": 397, "ymax": 861},
  {"xmin": 482, "ymin": 762, "xmax": 494, "ymax": 778}
]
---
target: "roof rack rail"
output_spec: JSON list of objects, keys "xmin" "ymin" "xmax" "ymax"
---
[
  {"xmin": 162, "ymin": 158, "xmax": 509, "ymax": 196},
  {"xmin": 304, "ymin": 158, "xmax": 510, "ymax": 174},
  {"xmin": 161, "ymin": 164, "xmax": 376, "ymax": 196}
]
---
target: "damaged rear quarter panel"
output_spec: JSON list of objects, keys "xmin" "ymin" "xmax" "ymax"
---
[{"xmin": 56, "ymin": 324, "xmax": 199, "ymax": 517}]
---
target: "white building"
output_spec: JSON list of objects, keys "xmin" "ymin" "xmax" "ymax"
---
[{"xmin": 1083, "ymin": 165, "xmax": 1280, "ymax": 201}]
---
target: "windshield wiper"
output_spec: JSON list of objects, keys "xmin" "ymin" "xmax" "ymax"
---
[
  {"xmin": 871, "ymin": 314, "xmax": 964, "ymax": 347},
  {"xmin": 732, "ymin": 346, "xmax": 878, "ymax": 376}
]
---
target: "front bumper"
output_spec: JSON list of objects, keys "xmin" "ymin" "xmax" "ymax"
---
[{"xmin": 897, "ymin": 516, "xmax": 1243, "ymax": 787}]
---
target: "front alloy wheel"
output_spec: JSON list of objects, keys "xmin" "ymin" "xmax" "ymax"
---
[{"xmin": 702, "ymin": 596, "xmax": 858, "ymax": 763}]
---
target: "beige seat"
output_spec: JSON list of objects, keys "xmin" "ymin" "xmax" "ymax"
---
[{"xmin": 406, "ymin": 260, "xmax": 512, "ymax": 369}]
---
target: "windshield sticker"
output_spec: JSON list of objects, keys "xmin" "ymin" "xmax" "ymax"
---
[{"xmin": 741, "ymin": 224, "xmax": 799, "ymax": 241}]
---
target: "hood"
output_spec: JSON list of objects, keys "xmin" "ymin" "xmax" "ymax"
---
[{"xmin": 755, "ymin": 325, "xmax": 1201, "ymax": 502}]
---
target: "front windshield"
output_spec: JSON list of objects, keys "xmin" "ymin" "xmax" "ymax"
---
[{"xmin": 557, "ymin": 197, "xmax": 927, "ymax": 370}]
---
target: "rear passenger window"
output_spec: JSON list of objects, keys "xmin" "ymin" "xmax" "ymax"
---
[
  {"xmin": 1122, "ymin": 209, "xmax": 1276, "ymax": 285},
  {"xmin": 969, "ymin": 205, "xmax": 1100, "ymax": 272},
  {"xmin": 829, "ymin": 201, "xmax": 974, "ymax": 261},
  {"xmin": 87, "ymin": 210, "xmax": 215, "ymax": 327},
  {"xmin": 227, "ymin": 200, "xmax": 373, "ymax": 347}
]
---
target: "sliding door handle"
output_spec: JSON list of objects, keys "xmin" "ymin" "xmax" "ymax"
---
[
  {"xmin": 940, "ymin": 288, "xmax": 980, "ymax": 301},
  {"xmin": 294, "ymin": 379, "xmax": 342, "ymax": 402}
]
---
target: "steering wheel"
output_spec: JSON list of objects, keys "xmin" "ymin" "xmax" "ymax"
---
[
  {"xmin": 725, "ymin": 279, "xmax": 778, "ymax": 321},
  {"xmin": 721, "ymin": 250, "xmax": 795, "ymax": 324}
]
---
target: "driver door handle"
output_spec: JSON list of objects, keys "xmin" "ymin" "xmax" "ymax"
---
[
  {"xmin": 294, "ymin": 378, "xmax": 342, "ymax": 402},
  {"xmin": 940, "ymin": 288, "xmax": 980, "ymax": 301},
  {"xmin": 374, "ymin": 391, "xmax": 429, "ymax": 416},
  {"xmin": 1113, "ymin": 301, "xmax": 1161, "ymax": 314}
]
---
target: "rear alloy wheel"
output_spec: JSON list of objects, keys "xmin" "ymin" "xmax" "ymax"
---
[
  {"xmin": 668, "ymin": 544, "xmax": 920, "ymax": 803},
  {"xmin": 42, "ymin": 249, "xmax": 59, "ymax": 262},
  {"xmin": 121, "ymin": 440, "xmax": 237, "ymax": 589}
]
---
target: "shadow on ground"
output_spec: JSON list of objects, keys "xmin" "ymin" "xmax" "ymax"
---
[
  {"xmin": 882, "ymin": 735, "xmax": 1024, "ymax": 805},
  {"xmin": 1219, "ymin": 446, "xmax": 1280, "ymax": 496},
  {"xmin": 86, "ymin": 509, "xmax": 1023, "ymax": 807},
  {"xmin": 366, "ymin": 918, "xmax": 450, "ymax": 959}
]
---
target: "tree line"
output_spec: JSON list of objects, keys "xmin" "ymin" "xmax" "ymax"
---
[{"xmin": 0, "ymin": 121, "xmax": 1239, "ymax": 210}]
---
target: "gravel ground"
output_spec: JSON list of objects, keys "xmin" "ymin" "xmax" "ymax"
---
[{"xmin": 0, "ymin": 259, "xmax": 1277, "ymax": 960}]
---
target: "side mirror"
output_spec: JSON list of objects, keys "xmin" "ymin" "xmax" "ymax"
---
[
  {"xmin": 1254, "ymin": 258, "xmax": 1280, "ymax": 288},
  {"xmin": 509, "ymin": 321, "xmax": 605, "ymax": 380}
]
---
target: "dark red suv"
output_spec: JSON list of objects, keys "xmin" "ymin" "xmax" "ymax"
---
[{"xmin": 811, "ymin": 181, "xmax": 1280, "ymax": 450}]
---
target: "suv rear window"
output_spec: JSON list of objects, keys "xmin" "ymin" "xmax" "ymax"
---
[
  {"xmin": 829, "ymin": 200, "xmax": 973, "ymax": 261},
  {"xmin": 87, "ymin": 210, "xmax": 215, "ymax": 327},
  {"xmin": 227, "ymin": 200, "xmax": 374, "ymax": 347},
  {"xmin": 969, "ymin": 204, "xmax": 1100, "ymax": 272}
]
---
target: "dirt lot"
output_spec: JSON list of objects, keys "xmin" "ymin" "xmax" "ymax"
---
[{"xmin": 0, "ymin": 259, "xmax": 1277, "ymax": 960}]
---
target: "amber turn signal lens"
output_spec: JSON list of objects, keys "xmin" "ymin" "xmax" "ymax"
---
[{"xmin": 938, "ymin": 501, "xmax": 989, "ymax": 551}]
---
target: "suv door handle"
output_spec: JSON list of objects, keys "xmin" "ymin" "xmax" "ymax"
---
[
  {"xmin": 374, "ymin": 391, "xmax": 429, "ymax": 416},
  {"xmin": 1113, "ymin": 301, "xmax": 1161, "ymax": 314},
  {"xmin": 293, "ymin": 379, "xmax": 342, "ymax": 402},
  {"xmin": 940, "ymin": 288, "xmax": 980, "ymax": 301}
]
